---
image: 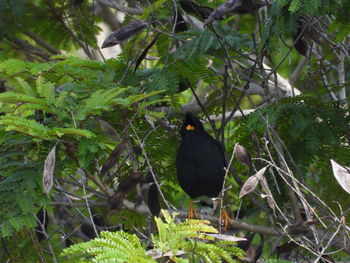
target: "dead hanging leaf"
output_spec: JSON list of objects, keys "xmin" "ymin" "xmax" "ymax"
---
[
  {"xmin": 245, "ymin": 234, "xmax": 264, "ymax": 263},
  {"xmin": 147, "ymin": 183, "xmax": 161, "ymax": 216},
  {"xmin": 231, "ymin": 0, "xmax": 267, "ymax": 14},
  {"xmin": 102, "ymin": 21, "xmax": 147, "ymax": 48},
  {"xmin": 235, "ymin": 144, "xmax": 252, "ymax": 167},
  {"xmin": 204, "ymin": 0, "xmax": 241, "ymax": 26},
  {"xmin": 134, "ymin": 34, "xmax": 159, "ymax": 73},
  {"xmin": 239, "ymin": 166, "xmax": 267, "ymax": 198},
  {"xmin": 99, "ymin": 119, "xmax": 120, "ymax": 141},
  {"xmin": 319, "ymin": 254, "xmax": 335, "ymax": 263},
  {"xmin": 207, "ymin": 233, "xmax": 246, "ymax": 242},
  {"xmin": 330, "ymin": 159, "xmax": 350, "ymax": 194},
  {"xmin": 179, "ymin": 0, "xmax": 213, "ymax": 19},
  {"xmin": 260, "ymin": 177, "xmax": 276, "ymax": 212},
  {"xmin": 43, "ymin": 145, "xmax": 56, "ymax": 194},
  {"xmin": 146, "ymin": 249, "xmax": 186, "ymax": 259},
  {"xmin": 109, "ymin": 173, "xmax": 143, "ymax": 212},
  {"xmin": 100, "ymin": 140, "xmax": 127, "ymax": 177},
  {"xmin": 276, "ymin": 241, "xmax": 298, "ymax": 258},
  {"xmin": 173, "ymin": 12, "xmax": 187, "ymax": 33}
]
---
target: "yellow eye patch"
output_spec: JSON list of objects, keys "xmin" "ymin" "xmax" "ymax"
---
[{"xmin": 185, "ymin": 124, "xmax": 195, "ymax": 131}]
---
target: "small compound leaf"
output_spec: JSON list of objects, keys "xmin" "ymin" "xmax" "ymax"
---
[
  {"xmin": 101, "ymin": 140, "xmax": 127, "ymax": 177},
  {"xmin": 43, "ymin": 145, "xmax": 56, "ymax": 194},
  {"xmin": 239, "ymin": 166, "xmax": 267, "ymax": 198},
  {"xmin": 235, "ymin": 144, "xmax": 252, "ymax": 167},
  {"xmin": 330, "ymin": 159, "xmax": 350, "ymax": 194},
  {"xmin": 102, "ymin": 21, "xmax": 147, "ymax": 48}
]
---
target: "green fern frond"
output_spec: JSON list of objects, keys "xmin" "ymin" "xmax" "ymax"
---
[
  {"xmin": 0, "ymin": 115, "xmax": 52, "ymax": 139},
  {"xmin": 76, "ymin": 88, "xmax": 128, "ymax": 120},
  {"xmin": 0, "ymin": 59, "xmax": 28, "ymax": 74},
  {"xmin": 0, "ymin": 92, "xmax": 46, "ymax": 106},
  {"xmin": 52, "ymin": 55, "xmax": 106, "ymax": 70},
  {"xmin": 60, "ymin": 210, "xmax": 244, "ymax": 262},
  {"xmin": 50, "ymin": 128, "xmax": 95, "ymax": 138},
  {"xmin": 140, "ymin": 0, "xmax": 168, "ymax": 19},
  {"xmin": 36, "ymin": 75, "xmax": 55, "ymax": 105},
  {"xmin": 14, "ymin": 77, "xmax": 36, "ymax": 96},
  {"xmin": 61, "ymin": 230, "xmax": 154, "ymax": 263},
  {"xmin": 129, "ymin": 90, "xmax": 165, "ymax": 103}
]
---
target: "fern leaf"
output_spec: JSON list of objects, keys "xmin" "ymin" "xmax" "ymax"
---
[
  {"xmin": 50, "ymin": 128, "xmax": 95, "ymax": 138},
  {"xmin": 0, "ymin": 115, "xmax": 53, "ymax": 139},
  {"xmin": 0, "ymin": 92, "xmax": 46, "ymax": 106},
  {"xmin": 36, "ymin": 75, "xmax": 55, "ymax": 105},
  {"xmin": 14, "ymin": 77, "xmax": 36, "ymax": 96},
  {"xmin": 140, "ymin": 0, "xmax": 168, "ymax": 19}
]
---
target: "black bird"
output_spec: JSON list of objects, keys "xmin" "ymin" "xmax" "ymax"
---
[{"xmin": 176, "ymin": 113, "xmax": 231, "ymax": 226}]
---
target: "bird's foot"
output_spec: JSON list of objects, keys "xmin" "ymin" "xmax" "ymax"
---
[
  {"xmin": 221, "ymin": 208, "xmax": 232, "ymax": 231},
  {"xmin": 188, "ymin": 200, "xmax": 198, "ymax": 219}
]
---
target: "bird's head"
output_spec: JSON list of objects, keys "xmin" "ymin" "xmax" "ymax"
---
[{"xmin": 181, "ymin": 113, "xmax": 204, "ymax": 135}]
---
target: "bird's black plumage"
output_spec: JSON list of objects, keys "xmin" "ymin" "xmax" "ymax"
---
[{"xmin": 176, "ymin": 113, "xmax": 226, "ymax": 199}]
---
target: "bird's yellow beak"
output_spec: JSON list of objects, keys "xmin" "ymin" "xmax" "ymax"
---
[{"xmin": 185, "ymin": 124, "xmax": 195, "ymax": 131}]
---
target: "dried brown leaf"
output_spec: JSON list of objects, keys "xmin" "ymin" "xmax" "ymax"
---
[
  {"xmin": 134, "ymin": 34, "xmax": 159, "ymax": 73},
  {"xmin": 204, "ymin": 0, "xmax": 241, "ymax": 26},
  {"xmin": 260, "ymin": 176, "xmax": 276, "ymax": 212},
  {"xmin": 173, "ymin": 12, "xmax": 187, "ymax": 33},
  {"xmin": 147, "ymin": 183, "xmax": 161, "ymax": 216},
  {"xmin": 102, "ymin": 21, "xmax": 147, "ymax": 48},
  {"xmin": 237, "ymin": 232, "xmax": 255, "ymax": 251},
  {"xmin": 109, "ymin": 173, "xmax": 143, "ymax": 212},
  {"xmin": 276, "ymin": 241, "xmax": 298, "ymax": 258},
  {"xmin": 239, "ymin": 166, "xmax": 267, "ymax": 198},
  {"xmin": 98, "ymin": 119, "xmax": 120, "ymax": 141},
  {"xmin": 101, "ymin": 140, "xmax": 127, "ymax": 177},
  {"xmin": 235, "ymin": 144, "xmax": 252, "ymax": 167},
  {"xmin": 207, "ymin": 233, "xmax": 246, "ymax": 242},
  {"xmin": 43, "ymin": 145, "xmax": 56, "ymax": 194},
  {"xmin": 330, "ymin": 159, "xmax": 350, "ymax": 194},
  {"xmin": 179, "ymin": 0, "xmax": 213, "ymax": 19}
]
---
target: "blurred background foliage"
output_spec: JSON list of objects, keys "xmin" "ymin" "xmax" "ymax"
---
[{"xmin": 0, "ymin": 0, "xmax": 349, "ymax": 262}]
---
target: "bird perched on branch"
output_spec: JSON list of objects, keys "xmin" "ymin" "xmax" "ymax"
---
[{"xmin": 176, "ymin": 113, "xmax": 231, "ymax": 228}]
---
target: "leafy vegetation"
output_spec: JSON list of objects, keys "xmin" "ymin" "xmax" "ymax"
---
[
  {"xmin": 61, "ymin": 210, "xmax": 244, "ymax": 262},
  {"xmin": 0, "ymin": 0, "xmax": 349, "ymax": 262}
]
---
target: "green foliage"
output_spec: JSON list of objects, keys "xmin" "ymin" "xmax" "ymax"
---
[
  {"xmin": 62, "ymin": 230, "xmax": 152, "ymax": 263},
  {"xmin": 0, "ymin": 131, "xmax": 47, "ymax": 237},
  {"xmin": 230, "ymin": 96, "xmax": 350, "ymax": 210},
  {"xmin": 0, "ymin": 0, "xmax": 349, "ymax": 262},
  {"xmin": 275, "ymin": 0, "xmax": 348, "ymax": 15},
  {"xmin": 0, "ymin": 56, "xmax": 166, "ymax": 238},
  {"xmin": 61, "ymin": 210, "xmax": 244, "ymax": 263}
]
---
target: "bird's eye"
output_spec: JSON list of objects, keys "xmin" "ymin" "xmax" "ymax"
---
[{"xmin": 185, "ymin": 124, "xmax": 195, "ymax": 131}]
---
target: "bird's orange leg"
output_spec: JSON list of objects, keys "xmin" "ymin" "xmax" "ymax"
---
[
  {"xmin": 216, "ymin": 200, "xmax": 232, "ymax": 231},
  {"xmin": 188, "ymin": 199, "xmax": 198, "ymax": 219},
  {"xmin": 221, "ymin": 208, "xmax": 233, "ymax": 231}
]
